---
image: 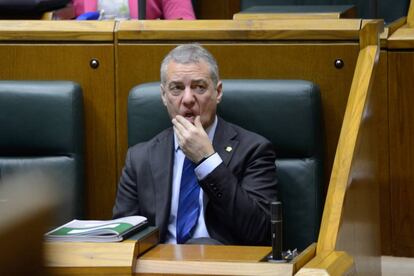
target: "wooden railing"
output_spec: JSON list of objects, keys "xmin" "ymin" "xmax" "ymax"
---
[{"xmin": 297, "ymin": 20, "xmax": 383, "ymax": 275}]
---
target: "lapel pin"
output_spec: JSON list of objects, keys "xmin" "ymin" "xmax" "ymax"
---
[{"xmin": 225, "ymin": 146, "xmax": 232, "ymax": 152}]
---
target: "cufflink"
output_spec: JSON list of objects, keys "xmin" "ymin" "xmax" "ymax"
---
[{"xmin": 225, "ymin": 146, "xmax": 232, "ymax": 152}]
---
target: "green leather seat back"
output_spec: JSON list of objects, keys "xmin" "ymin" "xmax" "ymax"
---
[
  {"xmin": 0, "ymin": 0, "xmax": 70, "ymax": 16},
  {"xmin": 0, "ymin": 81, "xmax": 85, "ymax": 225},
  {"xmin": 240, "ymin": 0, "xmax": 410, "ymax": 24},
  {"xmin": 128, "ymin": 79, "xmax": 323, "ymax": 251}
]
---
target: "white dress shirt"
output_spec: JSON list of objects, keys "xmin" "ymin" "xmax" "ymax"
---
[{"xmin": 165, "ymin": 116, "xmax": 223, "ymax": 243}]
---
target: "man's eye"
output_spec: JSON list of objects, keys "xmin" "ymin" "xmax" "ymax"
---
[
  {"xmin": 169, "ymin": 85, "xmax": 183, "ymax": 94},
  {"xmin": 193, "ymin": 85, "xmax": 206, "ymax": 93}
]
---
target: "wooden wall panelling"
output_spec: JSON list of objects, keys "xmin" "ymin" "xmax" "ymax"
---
[
  {"xmin": 375, "ymin": 51, "xmax": 392, "ymax": 256},
  {"xmin": 0, "ymin": 44, "xmax": 117, "ymax": 219},
  {"xmin": 115, "ymin": 43, "xmax": 359, "ymax": 190},
  {"xmin": 388, "ymin": 50, "xmax": 414, "ymax": 257},
  {"xmin": 334, "ymin": 48, "xmax": 385, "ymax": 274},
  {"xmin": 303, "ymin": 21, "xmax": 383, "ymax": 275}
]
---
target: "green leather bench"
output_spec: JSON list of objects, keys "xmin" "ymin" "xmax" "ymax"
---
[{"xmin": 0, "ymin": 81, "xmax": 85, "ymax": 225}]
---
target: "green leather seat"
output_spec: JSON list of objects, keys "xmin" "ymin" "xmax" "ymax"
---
[
  {"xmin": 128, "ymin": 79, "xmax": 323, "ymax": 251},
  {"xmin": 0, "ymin": 81, "xmax": 85, "ymax": 225},
  {"xmin": 0, "ymin": 0, "xmax": 70, "ymax": 18}
]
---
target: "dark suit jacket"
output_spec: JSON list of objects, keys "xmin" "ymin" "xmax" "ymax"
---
[{"xmin": 113, "ymin": 117, "xmax": 278, "ymax": 245}]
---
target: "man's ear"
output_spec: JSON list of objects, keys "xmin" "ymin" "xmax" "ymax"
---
[
  {"xmin": 160, "ymin": 84, "xmax": 168, "ymax": 107},
  {"xmin": 216, "ymin": 81, "xmax": 223, "ymax": 104}
]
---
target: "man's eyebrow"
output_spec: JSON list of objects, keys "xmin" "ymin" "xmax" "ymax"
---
[
  {"xmin": 191, "ymin": 79, "xmax": 208, "ymax": 84},
  {"xmin": 167, "ymin": 81, "xmax": 183, "ymax": 86}
]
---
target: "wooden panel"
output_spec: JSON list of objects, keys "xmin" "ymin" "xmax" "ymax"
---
[
  {"xmin": 374, "ymin": 51, "xmax": 392, "ymax": 256},
  {"xmin": 135, "ymin": 244, "xmax": 293, "ymax": 275},
  {"xmin": 233, "ymin": 5, "xmax": 357, "ymax": 20},
  {"xmin": 299, "ymin": 250, "xmax": 354, "ymax": 275},
  {"xmin": 140, "ymin": 244, "xmax": 271, "ymax": 261},
  {"xmin": 334, "ymin": 49, "xmax": 385, "ymax": 273},
  {"xmin": 0, "ymin": 44, "xmax": 117, "ymax": 219},
  {"xmin": 408, "ymin": 0, "xmax": 414, "ymax": 27},
  {"xmin": 45, "ymin": 240, "xmax": 139, "ymax": 269},
  {"xmin": 233, "ymin": 13, "xmax": 347, "ymax": 20},
  {"xmin": 116, "ymin": 19, "xmax": 361, "ymax": 41},
  {"xmin": 387, "ymin": 25, "xmax": 414, "ymax": 49},
  {"xmin": 116, "ymin": 43, "xmax": 359, "ymax": 187},
  {"xmin": 136, "ymin": 260, "xmax": 292, "ymax": 276},
  {"xmin": 388, "ymin": 51, "xmax": 414, "ymax": 257},
  {"xmin": 315, "ymin": 21, "xmax": 382, "ymax": 275},
  {"xmin": 0, "ymin": 21, "xmax": 114, "ymax": 41}
]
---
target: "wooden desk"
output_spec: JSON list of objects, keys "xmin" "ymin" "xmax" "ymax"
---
[
  {"xmin": 45, "ymin": 227, "xmax": 159, "ymax": 275},
  {"xmin": 44, "ymin": 242, "xmax": 315, "ymax": 276},
  {"xmin": 135, "ymin": 244, "xmax": 292, "ymax": 275},
  {"xmin": 233, "ymin": 5, "xmax": 357, "ymax": 20}
]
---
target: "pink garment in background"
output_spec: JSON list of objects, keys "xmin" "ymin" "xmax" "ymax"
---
[{"xmin": 72, "ymin": 0, "xmax": 195, "ymax": 19}]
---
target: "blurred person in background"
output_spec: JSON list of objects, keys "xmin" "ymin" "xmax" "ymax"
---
[{"xmin": 72, "ymin": 0, "xmax": 195, "ymax": 19}]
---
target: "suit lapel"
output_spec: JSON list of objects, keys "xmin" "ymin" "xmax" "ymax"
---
[
  {"xmin": 213, "ymin": 118, "xmax": 239, "ymax": 167},
  {"xmin": 149, "ymin": 128, "xmax": 174, "ymax": 240}
]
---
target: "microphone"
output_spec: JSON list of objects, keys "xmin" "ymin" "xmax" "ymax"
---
[{"xmin": 269, "ymin": 201, "xmax": 283, "ymax": 262}]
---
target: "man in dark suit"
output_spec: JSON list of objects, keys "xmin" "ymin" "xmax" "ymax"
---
[{"xmin": 113, "ymin": 44, "xmax": 278, "ymax": 245}]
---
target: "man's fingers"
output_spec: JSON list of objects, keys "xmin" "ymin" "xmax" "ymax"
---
[
  {"xmin": 194, "ymin": 116, "xmax": 203, "ymax": 130},
  {"xmin": 175, "ymin": 115, "xmax": 194, "ymax": 128},
  {"xmin": 172, "ymin": 116, "xmax": 188, "ymax": 134}
]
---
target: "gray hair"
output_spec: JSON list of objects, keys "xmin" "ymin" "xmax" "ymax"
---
[{"xmin": 160, "ymin": 44, "xmax": 219, "ymax": 85}]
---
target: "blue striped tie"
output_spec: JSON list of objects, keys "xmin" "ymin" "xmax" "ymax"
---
[{"xmin": 176, "ymin": 157, "xmax": 200, "ymax": 244}]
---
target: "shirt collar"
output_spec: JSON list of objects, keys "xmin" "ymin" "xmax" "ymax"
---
[{"xmin": 174, "ymin": 116, "xmax": 218, "ymax": 152}]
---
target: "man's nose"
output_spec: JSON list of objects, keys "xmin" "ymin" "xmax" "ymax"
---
[{"xmin": 182, "ymin": 86, "xmax": 195, "ymax": 105}]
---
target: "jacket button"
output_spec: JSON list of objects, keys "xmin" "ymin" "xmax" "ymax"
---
[
  {"xmin": 217, "ymin": 192, "xmax": 222, "ymax": 198},
  {"xmin": 213, "ymin": 186, "xmax": 218, "ymax": 191}
]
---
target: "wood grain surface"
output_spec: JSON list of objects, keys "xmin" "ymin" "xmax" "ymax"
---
[
  {"xmin": 314, "ymin": 21, "xmax": 382, "ymax": 275},
  {"xmin": 387, "ymin": 25, "xmax": 414, "ymax": 49},
  {"xmin": 135, "ymin": 244, "xmax": 293, "ymax": 275},
  {"xmin": 116, "ymin": 19, "xmax": 361, "ymax": 41},
  {"xmin": 0, "ymin": 21, "xmax": 114, "ymax": 41},
  {"xmin": 388, "ymin": 51, "xmax": 414, "ymax": 257}
]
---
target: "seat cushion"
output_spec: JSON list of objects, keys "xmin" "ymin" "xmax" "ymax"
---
[{"xmin": 0, "ymin": 156, "xmax": 82, "ymax": 225}]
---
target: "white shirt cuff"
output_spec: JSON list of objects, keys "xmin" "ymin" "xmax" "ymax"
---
[{"xmin": 194, "ymin": 153, "xmax": 222, "ymax": 180}]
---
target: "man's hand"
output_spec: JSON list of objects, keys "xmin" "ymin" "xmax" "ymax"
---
[{"xmin": 172, "ymin": 115, "xmax": 215, "ymax": 163}]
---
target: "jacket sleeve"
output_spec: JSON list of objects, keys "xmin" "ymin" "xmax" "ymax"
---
[{"xmin": 112, "ymin": 148, "xmax": 141, "ymax": 219}]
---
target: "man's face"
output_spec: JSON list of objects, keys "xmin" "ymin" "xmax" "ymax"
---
[{"xmin": 161, "ymin": 60, "xmax": 222, "ymax": 129}]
